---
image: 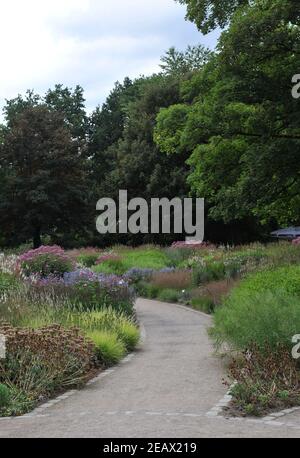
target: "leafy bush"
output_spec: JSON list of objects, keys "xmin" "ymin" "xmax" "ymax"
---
[
  {"xmin": 77, "ymin": 252, "xmax": 100, "ymax": 268},
  {"xmin": 88, "ymin": 331, "xmax": 126, "ymax": 366},
  {"xmin": 19, "ymin": 246, "xmax": 74, "ymax": 278}
]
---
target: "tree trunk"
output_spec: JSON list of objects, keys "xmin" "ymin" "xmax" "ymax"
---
[{"xmin": 33, "ymin": 226, "xmax": 41, "ymax": 249}]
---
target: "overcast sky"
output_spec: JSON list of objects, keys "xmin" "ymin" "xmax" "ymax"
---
[{"xmin": 0, "ymin": 0, "xmax": 219, "ymax": 117}]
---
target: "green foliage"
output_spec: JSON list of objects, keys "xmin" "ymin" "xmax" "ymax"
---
[
  {"xmin": 231, "ymin": 265, "xmax": 300, "ymax": 298},
  {"xmin": 0, "ymin": 273, "xmax": 19, "ymax": 294},
  {"xmin": 88, "ymin": 331, "xmax": 126, "ymax": 366},
  {"xmin": 116, "ymin": 321, "xmax": 140, "ymax": 351},
  {"xmin": 155, "ymin": 0, "xmax": 300, "ymax": 236},
  {"xmin": 0, "ymin": 385, "xmax": 11, "ymax": 409},
  {"xmin": 192, "ymin": 262, "xmax": 225, "ymax": 286},
  {"xmin": 157, "ymin": 289, "xmax": 180, "ymax": 303},
  {"xmin": 191, "ymin": 296, "xmax": 215, "ymax": 314},
  {"xmin": 176, "ymin": 0, "xmax": 249, "ymax": 33},
  {"xmin": 77, "ymin": 253, "xmax": 100, "ymax": 268},
  {"xmin": 0, "ymin": 104, "xmax": 90, "ymax": 248},
  {"xmin": 160, "ymin": 45, "xmax": 212, "ymax": 76},
  {"xmin": 212, "ymin": 287, "xmax": 300, "ymax": 353}
]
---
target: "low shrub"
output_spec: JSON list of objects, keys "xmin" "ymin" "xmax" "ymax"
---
[
  {"xmin": 88, "ymin": 331, "xmax": 126, "ymax": 366},
  {"xmin": 136, "ymin": 281, "xmax": 161, "ymax": 299},
  {"xmin": 157, "ymin": 289, "xmax": 180, "ymax": 303},
  {"xmin": 77, "ymin": 251, "xmax": 101, "ymax": 268},
  {"xmin": 164, "ymin": 247, "xmax": 194, "ymax": 267},
  {"xmin": 191, "ymin": 297, "xmax": 215, "ymax": 314},
  {"xmin": 212, "ymin": 289, "xmax": 300, "ymax": 353},
  {"xmin": 19, "ymin": 246, "xmax": 74, "ymax": 278},
  {"xmin": 192, "ymin": 261, "xmax": 225, "ymax": 286}
]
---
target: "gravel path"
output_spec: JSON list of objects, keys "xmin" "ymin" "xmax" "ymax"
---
[{"xmin": 1, "ymin": 298, "xmax": 300, "ymax": 438}]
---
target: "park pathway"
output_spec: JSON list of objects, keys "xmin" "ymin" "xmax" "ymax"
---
[{"xmin": 1, "ymin": 298, "xmax": 300, "ymax": 438}]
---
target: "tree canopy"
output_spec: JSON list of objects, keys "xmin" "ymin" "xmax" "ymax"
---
[{"xmin": 0, "ymin": 1, "xmax": 299, "ymax": 247}]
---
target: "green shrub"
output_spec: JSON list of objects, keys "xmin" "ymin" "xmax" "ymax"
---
[
  {"xmin": 0, "ymin": 384, "xmax": 11, "ymax": 409},
  {"xmin": 88, "ymin": 331, "xmax": 126, "ymax": 366},
  {"xmin": 157, "ymin": 289, "xmax": 180, "ymax": 303},
  {"xmin": 164, "ymin": 247, "xmax": 193, "ymax": 267},
  {"xmin": 212, "ymin": 289, "xmax": 300, "ymax": 353},
  {"xmin": 191, "ymin": 297, "xmax": 215, "ymax": 314},
  {"xmin": 77, "ymin": 253, "xmax": 100, "ymax": 268},
  {"xmin": 192, "ymin": 261, "xmax": 225, "ymax": 286},
  {"xmin": 233, "ymin": 265, "xmax": 300, "ymax": 297},
  {"xmin": 94, "ymin": 261, "xmax": 127, "ymax": 276},
  {"xmin": 122, "ymin": 248, "xmax": 169, "ymax": 271},
  {"xmin": 137, "ymin": 281, "xmax": 161, "ymax": 299}
]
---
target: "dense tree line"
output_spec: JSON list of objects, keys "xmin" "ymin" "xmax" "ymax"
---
[{"xmin": 0, "ymin": 0, "xmax": 299, "ymax": 248}]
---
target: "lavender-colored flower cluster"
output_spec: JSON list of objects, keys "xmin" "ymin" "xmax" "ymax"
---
[{"xmin": 124, "ymin": 267, "xmax": 175, "ymax": 284}]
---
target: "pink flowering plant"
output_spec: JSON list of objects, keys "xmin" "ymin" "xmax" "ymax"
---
[
  {"xmin": 292, "ymin": 237, "xmax": 300, "ymax": 246},
  {"xmin": 19, "ymin": 246, "xmax": 74, "ymax": 278}
]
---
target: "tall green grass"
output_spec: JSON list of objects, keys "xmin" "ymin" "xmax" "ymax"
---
[{"xmin": 211, "ymin": 265, "xmax": 300, "ymax": 353}]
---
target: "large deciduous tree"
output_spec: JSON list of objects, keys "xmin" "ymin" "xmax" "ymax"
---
[
  {"xmin": 155, "ymin": 0, "xmax": 300, "ymax": 240},
  {"xmin": 0, "ymin": 105, "xmax": 89, "ymax": 248},
  {"xmin": 176, "ymin": 0, "xmax": 250, "ymax": 34}
]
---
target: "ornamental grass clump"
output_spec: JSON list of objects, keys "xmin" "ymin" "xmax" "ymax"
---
[{"xmin": 19, "ymin": 246, "xmax": 74, "ymax": 278}]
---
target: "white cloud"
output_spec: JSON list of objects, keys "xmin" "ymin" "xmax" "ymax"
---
[{"xmin": 0, "ymin": 0, "xmax": 218, "ymax": 118}]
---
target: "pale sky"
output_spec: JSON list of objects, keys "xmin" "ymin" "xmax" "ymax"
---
[{"xmin": 0, "ymin": 0, "xmax": 219, "ymax": 117}]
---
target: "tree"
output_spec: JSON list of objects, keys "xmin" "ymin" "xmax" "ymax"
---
[
  {"xmin": 155, "ymin": 0, "xmax": 300, "ymax": 240},
  {"xmin": 160, "ymin": 45, "xmax": 212, "ymax": 76},
  {"xmin": 0, "ymin": 106, "xmax": 89, "ymax": 248},
  {"xmin": 176, "ymin": 0, "xmax": 249, "ymax": 34},
  {"xmin": 45, "ymin": 84, "xmax": 88, "ymax": 142}
]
